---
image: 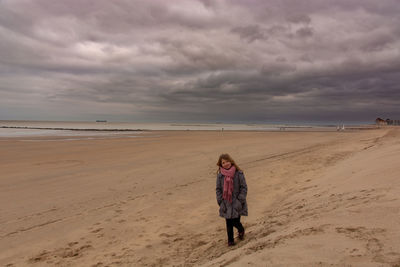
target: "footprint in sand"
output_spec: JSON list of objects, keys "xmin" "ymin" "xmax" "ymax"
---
[
  {"xmin": 366, "ymin": 238, "xmax": 383, "ymax": 254},
  {"xmin": 91, "ymin": 228, "xmax": 103, "ymax": 233},
  {"xmin": 136, "ymin": 217, "xmax": 146, "ymax": 222},
  {"xmin": 68, "ymin": 241, "xmax": 79, "ymax": 247},
  {"xmin": 161, "ymin": 240, "xmax": 170, "ymax": 245},
  {"xmin": 258, "ymin": 229, "xmax": 276, "ymax": 238},
  {"xmin": 159, "ymin": 233, "xmax": 176, "ymax": 238},
  {"xmin": 191, "ymin": 240, "xmax": 207, "ymax": 248},
  {"xmin": 28, "ymin": 244, "xmax": 93, "ymax": 263}
]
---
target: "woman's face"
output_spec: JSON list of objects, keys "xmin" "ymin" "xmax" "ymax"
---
[{"xmin": 221, "ymin": 159, "xmax": 232, "ymax": 169}]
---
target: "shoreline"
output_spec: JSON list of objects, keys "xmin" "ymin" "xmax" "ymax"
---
[
  {"xmin": 0, "ymin": 126, "xmax": 147, "ymax": 132},
  {"xmin": 0, "ymin": 124, "xmax": 381, "ymax": 139}
]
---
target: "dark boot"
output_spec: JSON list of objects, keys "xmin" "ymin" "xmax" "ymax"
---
[{"xmin": 238, "ymin": 228, "xmax": 245, "ymax": 240}]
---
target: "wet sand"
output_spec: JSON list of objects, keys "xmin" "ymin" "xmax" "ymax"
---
[{"xmin": 1, "ymin": 128, "xmax": 399, "ymax": 266}]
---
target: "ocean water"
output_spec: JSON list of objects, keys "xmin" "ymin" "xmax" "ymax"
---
[
  {"xmin": 0, "ymin": 128, "xmax": 147, "ymax": 138},
  {"xmin": 0, "ymin": 120, "xmax": 363, "ymax": 138}
]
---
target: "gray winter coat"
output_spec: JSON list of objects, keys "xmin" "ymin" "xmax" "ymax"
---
[{"xmin": 216, "ymin": 170, "xmax": 248, "ymax": 219}]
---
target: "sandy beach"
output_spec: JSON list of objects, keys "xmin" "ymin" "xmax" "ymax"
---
[{"xmin": 1, "ymin": 128, "xmax": 399, "ymax": 266}]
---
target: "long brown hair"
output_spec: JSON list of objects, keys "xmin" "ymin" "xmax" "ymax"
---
[{"xmin": 216, "ymin": 153, "xmax": 242, "ymax": 174}]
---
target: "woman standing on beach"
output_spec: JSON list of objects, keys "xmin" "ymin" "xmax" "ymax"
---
[{"xmin": 216, "ymin": 154, "xmax": 248, "ymax": 246}]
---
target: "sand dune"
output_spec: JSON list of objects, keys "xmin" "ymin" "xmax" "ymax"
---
[{"xmin": 1, "ymin": 128, "xmax": 399, "ymax": 266}]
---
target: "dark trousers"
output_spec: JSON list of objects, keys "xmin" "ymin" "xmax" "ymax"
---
[{"xmin": 225, "ymin": 216, "xmax": 244, "ymax": 243}]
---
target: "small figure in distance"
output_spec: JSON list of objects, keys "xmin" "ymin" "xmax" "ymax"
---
[{"xmin": 216, "ymin": 153, "xmax": 248, "ymax": 246}]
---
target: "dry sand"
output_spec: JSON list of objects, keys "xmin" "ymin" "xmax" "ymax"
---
[{"xmin": 0, "ymin": 128, "xmax": 399, "ymax": 266}]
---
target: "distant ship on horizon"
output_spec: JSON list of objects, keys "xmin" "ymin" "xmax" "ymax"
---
[{"xmin": 96, "ymin": 120, "xmax": 107, "ymax": 122}]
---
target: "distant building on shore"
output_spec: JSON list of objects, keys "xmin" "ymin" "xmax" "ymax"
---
[
  {"xmin": 375, "ymin": 118, "xmax": 387, "ymax": 125},
  {"xmin": 375, "ymin": 117, "xmax": 399, "ymax": 126},
  {"xmin": 96, "ymin": 120, "xmax": 107, "ymax": 123}
]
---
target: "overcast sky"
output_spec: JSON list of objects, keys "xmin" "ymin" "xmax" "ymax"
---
[{"xmin": 0, "ymin": 0, "xmax": 399, "ymax": 123}]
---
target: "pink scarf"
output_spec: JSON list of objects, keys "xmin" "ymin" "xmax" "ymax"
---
[{"xmin": 220, "ymin": 166, "xmax": 236, "ymax": 203}]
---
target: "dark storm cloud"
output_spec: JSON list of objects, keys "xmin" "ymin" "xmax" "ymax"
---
[
  {"xmin": 231, "ymin": 25, "xmax": 268, "ymax": 43},
  {"xmin": 0, "ymin": 0, "xmax": 399, "ymax": 122}
]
